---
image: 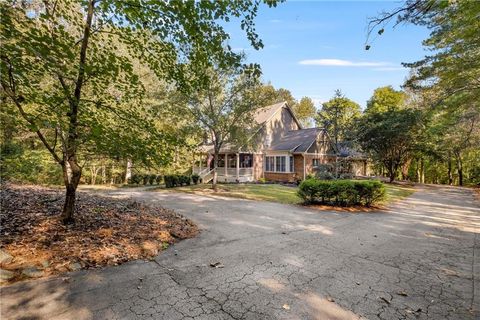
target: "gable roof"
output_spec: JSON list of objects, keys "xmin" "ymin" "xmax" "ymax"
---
[
  {"xmin": 268, "ymin": 128, "xmax": 324, "ymax": 153},
  {"xmin": 253, "ymin": 101, "xmax": 302, "ymax": 129}
]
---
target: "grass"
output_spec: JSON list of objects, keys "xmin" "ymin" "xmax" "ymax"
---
[
  {"xmin": 164, "ymin": 183, "xmax": 302, "ymax": 204},
  {"xmin": 159, "ymin": 181, "xmax": 416, "ymax": 206},
  {"xmin": 382, "ymin": 183, "xmax": 416, "ymax": 204}
]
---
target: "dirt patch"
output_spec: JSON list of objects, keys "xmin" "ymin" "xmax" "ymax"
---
[{"xmin": 0, "ymin": 183, "xmax": 198, "ymax": 284}]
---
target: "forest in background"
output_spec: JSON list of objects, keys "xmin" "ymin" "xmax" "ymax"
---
[{"xmin": 1, "ymin": 0, "xmax": 479, "ymax": 206}]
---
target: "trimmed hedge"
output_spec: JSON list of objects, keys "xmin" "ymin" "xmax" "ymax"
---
[
  {"xmin": 297, "ymin": 179, "xmax": 386, "ymax": 207},
  {"xmin": 164, "ymin": 174, "xmax": 192, "ymax": 188},
  {"xmin": 192, "ymin": 174, "xmax": 200, "ymax": 185}
]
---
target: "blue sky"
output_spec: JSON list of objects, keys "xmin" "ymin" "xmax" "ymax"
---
[{"xmin": 225, "ymin": 1, "xmax": 431, "ymax": 109}]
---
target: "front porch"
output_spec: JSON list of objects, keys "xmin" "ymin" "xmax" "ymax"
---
[{"xmin": 193, "ymin": 153, "xmax": 254, "ymax": 183}]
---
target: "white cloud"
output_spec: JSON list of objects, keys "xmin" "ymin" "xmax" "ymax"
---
[{"xmin": 298, "ymin": 59, "xmax": 390, "ymax": 67}]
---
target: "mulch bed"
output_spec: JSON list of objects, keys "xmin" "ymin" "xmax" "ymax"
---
[{"xmin": 0, "ymin": 183, "xmax": 198, "ymax": 284}]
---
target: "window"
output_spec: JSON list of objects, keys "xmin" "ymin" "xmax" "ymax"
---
[
  {"xmin": 227, "ymin": 154, "xmax": 236, "ymax": 168},
  {"xmin": 312, "ymin": 159, "xmax": 321, "ymax": 167},
  {"xmin": 265, "ymin": 156, "xmax": 275, "ymax": 172},
  {"xmin": 275, "ymin": 156, "xmax": 286, "ymax": 172},
  {"xmin": 266, "ymin": 155, "xmax": 291, "ymax": 172},
  {"xmin": 240, "ymin": 154, "xmax": 253, "ymax": 168}
]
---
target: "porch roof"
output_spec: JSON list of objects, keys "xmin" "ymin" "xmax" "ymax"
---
[{"xmin": 196, "ymin": 143, "xmax": 251, "ymax": 154}]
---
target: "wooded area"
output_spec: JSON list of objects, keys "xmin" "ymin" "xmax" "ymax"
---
[{"xmin": 1, "ymin": 0, "xmax": 479, "ymax": 224}]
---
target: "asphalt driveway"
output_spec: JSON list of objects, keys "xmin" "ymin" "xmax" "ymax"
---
[{"xmin": 1, "ymin": 184, "xmax": 478, "ymax": 319}]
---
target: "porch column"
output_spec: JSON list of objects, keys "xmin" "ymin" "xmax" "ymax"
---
[
  {"xmin": 199, "ymin": 154, "xmax": 202, "ymax": 172},
  {"xmin": 224, "ymin": 153, "xmax": 228, "ymax": 176},
  {"xmin": 236, "ymin": 153, "xmax": 240, "ymax": 180}
]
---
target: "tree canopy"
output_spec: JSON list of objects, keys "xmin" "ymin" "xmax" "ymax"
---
[
  {"xmin": 316, "ymin": 90, "xmax": 361, "ymax": 146},
  {"xmin": 0, "ymin": 0, "xmax": 280, "ymax": 222}
]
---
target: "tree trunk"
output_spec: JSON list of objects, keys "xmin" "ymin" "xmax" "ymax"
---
[
  {"xmin": 110, "ymin": 163, "xmax": 115, "ymax": 185},
  {"xmin": 101, "ymin": 164, "xmax": 106, "ymax": 184},
  {"xmin": 455, "ymin": 152, "xmax": 463, "ymax": 186},
  {"xmin": 61, "ymin": 161, "xmax": 82, "ymax": 224},
  {"xmin": 389, "ymin": 170, "xmax": 395, "ymax": 183},
  {"xmin": 125, "ymin": 159, "xmax": 132, "ymax": 183},
  {"xmin": 212, "ymin": 147, "xmax": 219, "ymax": 191},
  {"xmin": 419, "ymin": 158, "xmax": 425, "ymax": 184},
  {"xmin": 447, "ymin": 153, "xmax": 453, "ymax": 185}
]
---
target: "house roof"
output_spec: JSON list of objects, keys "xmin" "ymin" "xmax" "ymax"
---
[
  {"xmin": 268, "ymin": 128, "xmax": 323, "ymax": 153},
  {"xmin": 253, "ymin": 101, "xmax": 302, "ymax": 129},
  {"xmin": 253, "ymin": 102, "xmax": 285, "ymax": 125}
]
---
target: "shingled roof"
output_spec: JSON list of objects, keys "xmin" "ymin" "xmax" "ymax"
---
[
  {"xmin": 253, "ymin": 101, "xmax": 286, "ymax": 125},
  {"xmin": 268, "ymin": 128, "xmax": 324, "ymax": 153}
]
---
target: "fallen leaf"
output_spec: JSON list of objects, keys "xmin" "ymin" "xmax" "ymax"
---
[
  {"xmin": 209, "ymin": 262, "xmax": 224, "ymax": 268},
  {"xmin": 282, "ymin": 304, "xmax": 290, "ymax": 310},
  {"xmin": 379, "ymin": 297, "xmax": 391, "ymax": 304},
  {"xmin": 396, "ymin": 291, "xmax": 408, "ymax": 296},
  {"xmin": 326, "ymin": 296, "xmax": 335, "ymax": 302}
]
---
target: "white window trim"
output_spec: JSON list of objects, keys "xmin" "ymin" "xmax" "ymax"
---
[{"xmin": 265, "ymin": 153, "xmax": 295, "ymax": 173}]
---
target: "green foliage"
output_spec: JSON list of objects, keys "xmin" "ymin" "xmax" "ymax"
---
[
  {"xmin": 155, "ymin": 175, "xmax": 163, "ymax": 185},
  {"xmin": 164, "ymin": 174, "xmax": 192, "ymax": 188},
  {"xmin": 191, "ymin": 174, "xmax": 200, "ymax": 185},
  {"xmin": 365, "ymin": 86, "xmax": 406, "ymax": 114},
  {"xmin": 316, "ymin": 90, "xmax": 361, "ymax": 145},
  {"xmin": 148, "ymin": 174, "xmax": 156, "ymax": 185},
  {"xmin": 292, "ymin": 97, "xmax": 316, "ymax": 128},
  {"xmin": 355, "ymin": 105, "xmax": 422, "ymax": 182},
  {"xmin": 0, "ymin": 147, "xmax": 63, "ymax": 185},
  {"xmin": 297, "ymin": 179, "xmax": 386, "ymax": 207}
]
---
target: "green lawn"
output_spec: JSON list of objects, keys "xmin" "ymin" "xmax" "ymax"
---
[
  {"xmin": 383, "ymin": 183, "xmax": 416, "ymax": 204},
  {"xmin": 160, "ymin": 181, "xmax": 415, "ymax": 206}
]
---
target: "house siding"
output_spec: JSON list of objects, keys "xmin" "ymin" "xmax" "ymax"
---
[
  {"xmin": 263, "ymin": 107, "xmax": 300, "ymax": 148},
  {"xmin": 263, "ymin": 154, "xmax": 304, "ymax": 182}
]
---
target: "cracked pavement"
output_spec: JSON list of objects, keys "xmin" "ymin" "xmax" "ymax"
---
[{"xmin": 1, "ymin": 184, "xmax": 479, "ymax": 319}]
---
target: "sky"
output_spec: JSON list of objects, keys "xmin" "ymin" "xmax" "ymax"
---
[{"xmin": 225, "ymin": 1, "xmax": 431, "ymax": 109}]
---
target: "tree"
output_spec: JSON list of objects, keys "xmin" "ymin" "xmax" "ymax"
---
[
  {"xmin": 367, "ymin": 1, "xmax": 480, "ymax": 185},
  {"xmin": 368, "ymin": 1, "xmax": 480, "ymax": 108},
  {"xmin": 365, "ymin": 86, "xmax": 406, "ymax": 114},
  {"xmin": 184, "ymin": 67, "xmax": 261, "ymax": 189},
  {"xmin": 316, "ymin": 90, "xmax": 361, "ymax": 147},
  {"xmin": 293, "ymin": 97, "xmax": 316, "ymax": 128},
  {"xmin": 0, "ymin": 0, "xmax": 279, "ymax": 223},
  {"xmin": 356, "ymin": 108, "xmax": 422, "ymax": 182}
]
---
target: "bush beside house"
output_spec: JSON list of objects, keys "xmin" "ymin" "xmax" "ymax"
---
[{"xmin": 298, "ymin": 179, "xmax": 386, "ymax": 207}]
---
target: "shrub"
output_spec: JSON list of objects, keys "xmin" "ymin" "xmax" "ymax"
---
[
  {"xmin": 164, "ymin": 175, "xmax": 176, "ymax": 188},
  {"xmin": 192, "ymin": 174, "xmax": 200, "ymax": 185},
  {"xmin": 179, "ymin": 175, "xmax": 191, "ymax": 186},
  {"xmin": 130, "ymin": 174, "xmax": 142, "ymax": 184},
  {"xmin": 148, "ymin": 174, "xmax": 156, "ymax": 185},
  {"xmin": 155, "ymin": 175, "xmax": 162, "ymax": 185},
  {"xmin": 315, "ymin": 171, "xmax": 335, "ymax": 180},
  {"xmin": 142, "ymin": 174, "xmax": 149, "ymax": 185},
  {"xmin": 297, "ymin": 179, "xmax": 385, "ymax": 207}
]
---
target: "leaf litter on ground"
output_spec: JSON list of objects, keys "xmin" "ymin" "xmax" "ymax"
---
[{"xmin": 0, "ymin": 183, "xmax": 198, "ymax": 284}]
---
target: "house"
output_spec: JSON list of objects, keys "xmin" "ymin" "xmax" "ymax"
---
[{"xmin": 193, "ymin": 101, "xmax": 369, "ymax": 183}]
